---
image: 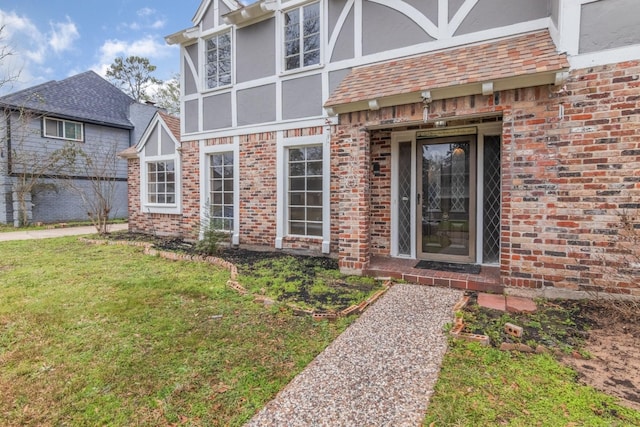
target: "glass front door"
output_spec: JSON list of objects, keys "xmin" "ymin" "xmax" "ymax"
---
[{"xmin": 419, "ymin": 136, "xmax": 476, "ymax": 262}]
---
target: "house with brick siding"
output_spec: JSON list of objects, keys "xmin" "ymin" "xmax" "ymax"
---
[
  {"xmin": 125, "ymin": 0, "xmax": 640, "ymax": 297},
  {"xmin": 0, "ymin": 71, "xmax": 157, "ymax": 226}
]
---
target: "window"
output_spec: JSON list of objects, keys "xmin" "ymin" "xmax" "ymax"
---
[
  {"xmin": 147, "ymin": 161, "xmax": 176, "ymax": 204},
  {"xmin": 205, "ymin": 31, "xmax": 231, "ymax": 89},
  {"xmin": 287, "ymin": 145, "xmax": 323, "ymax": 236},
  {"xmin": 43, "ymin": 117, "xmax": 83, "ymax": 142},
  {"xmin": 284, "ymin": 2, "xmax": 320, "ymax": 71},
  {"xmin": 208, "ymin": 152, "xmax": 234, "ymax": 231},
  {"xmin": 139, "ymin": 116, "xmax": 181, "ymax": 214}
]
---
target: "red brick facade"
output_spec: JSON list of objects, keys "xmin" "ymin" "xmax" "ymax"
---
[
  {"xmin": 334, "ymin": 60, "xmax": 640, "ymax": 295},
  {"xmin": 125, "ymin": 60, "xmax": 639, "ymax": 296}
]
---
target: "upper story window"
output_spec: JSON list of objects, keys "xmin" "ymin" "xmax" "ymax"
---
[
  {"xmin": 205, "ymin": 31, "xmax": 232, "ymax": 89},
  {"xmin": 43, "ymin": 117, "xmax": 84, "ymax": 142},
  {"xmin": 284, "ymin": 2, "xmax": 320, "ymax": 71}
]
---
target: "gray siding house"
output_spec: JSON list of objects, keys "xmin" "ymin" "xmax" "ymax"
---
[
  {"xmin": 127, "ymin": 0, "xmax": 640, "ymax": 297},
  {"xmin": 0, "ymin": 71, "xmax": 157, "ymax": 226}
]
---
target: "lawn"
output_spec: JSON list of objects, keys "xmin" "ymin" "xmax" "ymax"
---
[{"xmin": 0, "ymin": 238, "xmax": 349, "ymax": 426}]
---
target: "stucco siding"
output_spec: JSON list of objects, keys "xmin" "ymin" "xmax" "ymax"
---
[
  {"xmin": 236, "ymin": 18, "xmax": 276, "ymax": 83},
  {"xmin": 203, "ymin": 93, "xmax": 232, "ymax": 130},
  {"xmin": 184, "ymin": 99, "xmax": 199, "ymax": 133},
  {"xmin": 580, "ymin": 0, "xmax": 640, "ymax": 53},
  {"xmin": 330, "ymin": 7, "xmax": 354, "ymax": 62},
  {"xmin": 454, "ymin": 0, "xmax": 549, "ymax": 36},
  {"xmin": 184, "ymin": 44, "xmax": 199, "ymax": 96},
  {"xmin": 362, "ymin": 2, "xmax": 434, "ymax": 55},
  {"xmin": 237, "ymin": 84, "xmax": 276, "ymax": 126},
  {"xmin": 282, "ymin": 75, "xmax": 323, "ymax": 120}
]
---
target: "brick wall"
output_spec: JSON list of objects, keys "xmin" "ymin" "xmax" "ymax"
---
[
  {"xmin": 127, "ymin": 156, "xmax": 183, "ymax": 236},
  {"xmin": 239, "ymin": 132, "xmax": 277, "ymax": 246},
  {"xmin": 338, "ymin": 60, "xmax": 640, "ymax": 295}
]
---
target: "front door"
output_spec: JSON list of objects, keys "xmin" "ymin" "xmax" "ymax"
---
[{"xmin": 418, "ymin": 135, "xmax": 476, "ymax": 262}]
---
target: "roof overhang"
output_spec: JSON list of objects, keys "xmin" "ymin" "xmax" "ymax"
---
[
  {"xmin": 165, "ymin": 26, "xmax": 199, "ymax": 45},
  {"xmin": 325, "ymin": 70, "xmax": 570, "ymax": 116},
  {"xmin": 222, "ymin": 0, "xmax": 276, "ymax": 27},
  {"xmin": 324, "ymin": 30, "xmax": 570, "ymax": 116}
]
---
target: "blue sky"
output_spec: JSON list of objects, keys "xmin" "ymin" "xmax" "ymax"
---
[{"xmin": 0, "ymin": 0, "xmax": 207, "ymax": 95}]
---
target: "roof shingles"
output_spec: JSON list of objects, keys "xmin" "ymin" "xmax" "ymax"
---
[
  {"xmin": 0, "ymin": 71, "xmax": 136, "ymax": 128},
  {"xmin": 325, "ymin": 31, "xmax": 569, "ymax": 108}
]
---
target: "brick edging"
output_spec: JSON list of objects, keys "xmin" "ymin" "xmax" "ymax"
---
[{"xmin": 79, "ymin": 238, "xmax": 392, "ymax": 320}]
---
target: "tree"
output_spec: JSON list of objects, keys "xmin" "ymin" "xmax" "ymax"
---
[
  {"xmin": 0, "ymin": 25, "xmax": 20, "ymax": 91},
  {"xmin": 3, "ymin": 107, "xmax": 73, "ymax": 226},
  {"xmin": 155, "ymin": 73, "xmax": 180, "ymax": 116},
  {"xmin": 58, "ymin": 139, "xmax": 121, "ymax": 235},
  {"xmin": 105, "ymin": 56, "xmax": 161, "ymax": 102}
]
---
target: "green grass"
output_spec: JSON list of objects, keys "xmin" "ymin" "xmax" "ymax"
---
[
  {"xmin": 423, "ymin": 340, "xmax": 640, "ymax": 426},
  {"xmin": 0, "ymin": 238, "xmax": 349, "ymax": 426},
  {"xmin": 0, "ymin": 218, "xmax": 127, "ymax": 233}
]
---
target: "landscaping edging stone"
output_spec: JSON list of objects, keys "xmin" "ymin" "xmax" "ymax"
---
[
  {"xmin": 79, "ymin": 237, "xmax": 391, "ymax": 320},
  {"xmin": 449, "ymin": 294, "xmax": 491, "ymax": 346}
]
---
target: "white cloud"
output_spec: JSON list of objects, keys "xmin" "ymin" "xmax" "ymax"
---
[
  {"xmin": 0, "ymin": 10, "xmax": 83, "ymax": 94},
  {"xmin": 137, "ymin": 7, "xmax": 155, "ymax": 17},
  {"xmin": 92, "ymin": 35, "xmax": 177, "ymax": 78},
  {"xmin": 120, "ymin": 7, "xmax": 166, "ymax": 32},
  {"xmin": 49, "ymin": 16, "xmax": 79, "ymax": 53}
]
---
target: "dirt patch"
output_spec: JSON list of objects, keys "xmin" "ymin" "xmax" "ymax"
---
[
  {"xmin": 563, "ymin": 302, "xmax": 640, "ymax": 411},
  {"xmin": 461, "ymin": 296, "xmax": 640, "ymax": 412}
]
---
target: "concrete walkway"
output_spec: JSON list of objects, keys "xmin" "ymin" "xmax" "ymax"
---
[
  {"xmin": 0, "ymin": 223, "xmax": 128, "ymax": 241},
  {"xmin": 246, "ymin": 284, "xmax": 462, "ymax": 426}
]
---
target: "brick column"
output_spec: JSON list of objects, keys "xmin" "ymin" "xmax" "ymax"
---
[{"xmin": 332, "ymin": 114, "xmax": 371, "ymax": 274}]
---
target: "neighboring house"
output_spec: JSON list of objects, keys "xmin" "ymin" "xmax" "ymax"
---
[
  {"xmin": 0, "ymin": 71, "xmax": 157, "ymax": 225},
  {"xmin": 126, "ymin": 0, "xmax": 640, "ymax": 297}
]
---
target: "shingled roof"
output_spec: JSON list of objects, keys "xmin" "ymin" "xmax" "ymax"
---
[
  {"xmin": 158, "ymin": 111, "xmax": 181, "ymax": 140},
  {"xmin": 0, "ymin": 70, "xmax": 136, "ymax": 129},
  {"xmin": 325, "ymin": 30, "xmax": 569, "ymax": 114}
]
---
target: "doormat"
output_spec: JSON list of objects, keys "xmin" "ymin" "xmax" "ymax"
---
[{"xmin": 414, "ymin": 260, "xmax": 481, "ymax": 274}]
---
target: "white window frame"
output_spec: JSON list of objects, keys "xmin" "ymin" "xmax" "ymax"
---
[
  {"xmin": 282, "ymin": 1, "xmax": 321, "ymax": 72},
  {"xmin": 139, "ymin": 121, "xmax": 182, "ymax": 215},
  {"xmin": 200, "ymin": 141, "xmax": 240, "ymax": 245},
  {"xmin": 276, "ymin": 130, "xmax": 330, "ymax": 254},
  {"xmin": 204, "ymin": 29, "xmax": 233, "ymax": 91},
  {"xmin": 43, "ymin": 117, "xmax": 84, "ymax": 142}
]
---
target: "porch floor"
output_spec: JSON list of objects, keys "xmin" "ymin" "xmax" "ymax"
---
[{"xmin": 365, "ymin": 256, "xmax": 503, "ymax": 294}]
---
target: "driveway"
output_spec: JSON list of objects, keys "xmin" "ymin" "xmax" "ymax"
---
[{"xmin": 0, "ymin": 223, "xmax": 128, "ymax": 241}]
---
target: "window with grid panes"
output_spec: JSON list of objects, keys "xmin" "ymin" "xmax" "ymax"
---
[
  {"xmin": 205, "ymin": 31, "xmax": 231, "ymax": 89},
  {"xmin": 284, "ymin": 2, "xmax": 320, "ymax": 71},
  {"xmin": 147, "ymin": 161, "xmax": 176, "ymax": 204},
  {"xmin": 288, "ymin": 145, "xmax": 323, "ymax": 236},
  {"xmin": 208, "ymin": 152, "xmax": 234, "ymax": 231}
]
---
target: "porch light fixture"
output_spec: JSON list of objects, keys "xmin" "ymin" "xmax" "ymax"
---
[
  {"xmin": 422, "ymin": 90, "xmax": 432, "ymax": 122},
  {"xmin": 368, "ymin": 99, "xmax": 380, "ymax": 110},
  {"xmin": 434, "ymin": 120, "xmax": 447, "ymax": 128}
]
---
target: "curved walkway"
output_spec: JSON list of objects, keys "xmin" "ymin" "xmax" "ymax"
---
[
  {"xmin": 0, "ymin": 223, "xmax": 128, "ymax": 241},
  {"xmin": 246, "ymin": 284, "xmax": 462, "ymax": 426}
]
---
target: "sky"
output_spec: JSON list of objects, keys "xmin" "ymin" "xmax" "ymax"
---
[{"xmin": 0, "ymin": 0, "xmax": 208, "ymax": 96}]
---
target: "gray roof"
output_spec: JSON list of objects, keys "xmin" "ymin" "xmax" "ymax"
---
[{"xmin": 0, "ymin": 71, "xmax": 136, "ymax": 129}]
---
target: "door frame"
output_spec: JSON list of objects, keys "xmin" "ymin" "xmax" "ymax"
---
[
  {"xmin": 390, "ymin": 122, "xmax": 502, "ymax": 263},
  {"xmin": 417, "ymin": 134, "xmax": 477, "ymax": 263}
]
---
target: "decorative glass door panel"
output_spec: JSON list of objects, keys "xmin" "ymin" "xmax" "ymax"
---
[{"xmin": 419, "ymin": 136, "xmax": 476, "ymax": 262}]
